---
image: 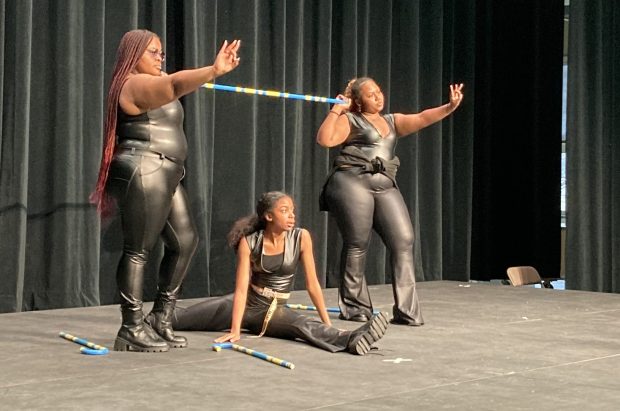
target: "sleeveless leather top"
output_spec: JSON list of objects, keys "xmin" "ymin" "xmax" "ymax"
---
[
  {"xmin": 245, "ymin": 228, "xmax": 303, "ymax": 294},
  {"xmin": 116, "ymin": 100, "xmax": 187, "ymax": 161},
  {"xmin": 343, "ymin": 112, "xmax": 398, "ymax": 160},
  {"xmin": 318, "ymin": 113, "xmax": 401, "ymax": 212}
]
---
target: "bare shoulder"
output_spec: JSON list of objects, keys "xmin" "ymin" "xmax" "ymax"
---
[
  {"xmin": 237, "ymin": 236, "xmax": 251, "ymax": 257},
  {"xmin": 299, "ymin": 228, "xmax": 313, "ymax": 247},
  {"xmin": 119, "ymin": 73, "xmax": 149, "ymax": 98},
  {"xmin": 123, "ymin": 73, "xmax": 159, "ymax": 89}
]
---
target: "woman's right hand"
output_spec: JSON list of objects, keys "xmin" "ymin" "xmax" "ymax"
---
[
  {"xmin": 330, "ymin": 94, "xmax": 350, "ymax": 114},
  {"xmin": 317, "ymin": 94, "xmax": 351, "ymax": 147},
  {"xmin": 214, "ymin": 331, "xmax": 241, "ymax": 343}
]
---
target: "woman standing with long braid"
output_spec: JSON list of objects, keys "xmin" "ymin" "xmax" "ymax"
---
[
  {"xmin": 317, "ymin": 77, "xmax": 463, "ymax": 325},
  {"xmin": 91, "ymin": 29, "xmax": 241, "ymax": 352}
]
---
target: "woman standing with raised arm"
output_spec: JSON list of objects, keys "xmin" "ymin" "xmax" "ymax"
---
[
  {"xmin": 316, "ymin": 77, "xmax": 463, "ymax": 325},
  {"xmin": 91, "ymin": 29, "xmax": 241, "ymax": 352}
]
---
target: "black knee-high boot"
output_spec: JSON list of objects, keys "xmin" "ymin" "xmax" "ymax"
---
[
  {"xmin": 146, "ymin": 290, "xmax": 187, "ymax": 348},
  {"xmin": 114, "ymin": 257, "xmax": 170, "ymax": 352},
  {"xmin": 114, "ymin": 304, "xmax": 170, "ymax": 352},
  {"xmin": 146, "ymin": 223, "xmax": 198, "ymax": 348}
]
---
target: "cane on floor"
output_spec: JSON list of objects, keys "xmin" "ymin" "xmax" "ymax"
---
[
  {"xmin": 212, "ymin": 342, "xmax": 295, "ymax": 370},
  {"xmin": 59, "ymin": 331, "xmax": 109, "ymax": 355}
]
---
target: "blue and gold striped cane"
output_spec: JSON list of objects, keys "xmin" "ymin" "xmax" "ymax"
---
[
  {"xmin": 59, "ymin": 331, "xmax": 109, "ymax": 355},
  {"xmin": 202, "ymin": 83, "xmax": 346, "ymax": 105},
  {"xmin": 212, "ymin": 342, "xmax": 295, "ymax": 370}
]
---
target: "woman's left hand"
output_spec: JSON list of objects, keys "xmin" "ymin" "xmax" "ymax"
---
[
  {"xmin": 213, "ymin": 39, "xmax": 241, "ymax": 77},
  {"xmin": 448, "ymin": 83, "xmax": 464, "ymax": 111}
]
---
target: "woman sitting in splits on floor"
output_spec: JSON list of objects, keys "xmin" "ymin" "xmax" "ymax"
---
[{"xmin": 172, "ymin": 191, "xmax": 388, "ymax": 355}]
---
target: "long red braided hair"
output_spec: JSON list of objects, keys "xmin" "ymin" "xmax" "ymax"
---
[{"xmin": 91, "ymin": 29, "xmax": 158, "ymax": 215}]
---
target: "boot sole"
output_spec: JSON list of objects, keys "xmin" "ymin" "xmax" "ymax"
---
[
  {"xmin": 114, "ymin": 337, "xmax": 170, "ymax": 353},
  {"xmin": 353, "ymin": 312, "xmax": 389, "ymax": 355},
  {"xmin": 168, "ymin": 341, "xmax": 188, "ymax": 348}
]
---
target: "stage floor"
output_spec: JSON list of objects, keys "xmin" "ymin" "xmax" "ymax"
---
[{"xmin": 2, "ymin": 281, "xmax": 620, "ymax": 410}]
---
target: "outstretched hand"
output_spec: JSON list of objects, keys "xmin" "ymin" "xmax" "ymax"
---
[
  {"xmin": 448, "ymin": 83, "xmax": 464, "ymax": 111},
  {"xmin": 213, "ymin": 39, "xmax": 241, "ymax": 77},
  {"xmin": 214, "ymin": 331, "xmax": 241, "ymax": 343}
]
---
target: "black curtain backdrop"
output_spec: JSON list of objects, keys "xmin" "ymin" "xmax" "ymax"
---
[
  {"xmin": 0, "ymin": 0, "xmax": 565, "ymax": 313},
  {"xmin": 566, "ymin": 0, "xmax": 620, "ymax": 292},
  {"xmin": 471, "ymin": 0, "xmax": 564, "ymax": 281}
]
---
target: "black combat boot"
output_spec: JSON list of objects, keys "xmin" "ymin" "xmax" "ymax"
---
[
  {"xmin": 347, "ymin": 312, "xmax": 389, "ymax": 355},
  {"xmin": 146, "ymin": 291, "xmax": 188, "ymax": 348},
  {"xmin": 114, "ymin": 308, "xmax": 170, "ymax": 352}
]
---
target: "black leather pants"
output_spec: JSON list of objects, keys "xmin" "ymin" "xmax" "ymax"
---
[
  {"xmin": 107, "ymin": 152, "xmax": 198, "ymax": 319},
  {"xmin": 172, "ymin": 293, "xmax": 353, "ymax": 352},
  {"xmin": 324, "ymin": 168, "xmax": 423, "ymax": 325}
]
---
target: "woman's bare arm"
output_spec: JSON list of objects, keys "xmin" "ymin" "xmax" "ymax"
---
[
  {"xmin": 394, "ymin": 83, "xmax": 463, "ymax": 137},
  {"xmin": 214, "ymin": 237, "xmax": 251, "ymax": 343},
  {"xmin": 299, "ymin": 229, "xmax": 331, "ymax": 326},
  {"xmin": 121, "ymin": 40, "xmax": 241, "ymax": 114}
]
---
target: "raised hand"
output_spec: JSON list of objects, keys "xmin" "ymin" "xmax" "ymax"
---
[
  {"xmin": 448, "ymin": 83, "xmax": 464, "ymax": 111},
  {"xmin": 330, "ymin": 94, "xmax": 351, "ymax": 114},
  {"xmin": 213, "ymin": 39, "xmax": 241, "ymax": 77}
]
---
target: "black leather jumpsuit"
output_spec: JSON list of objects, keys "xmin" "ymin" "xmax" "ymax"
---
[
  {"xmin": 172, "ymin": 228, "xmax": 355, "ymax": 352},
  {"xmin": 321, "ymin": 112, "xmax": 424, "ymax": 325},
  {"xmin": 107, "ymin": 100, "xmax": 199, "ymax": 327}
]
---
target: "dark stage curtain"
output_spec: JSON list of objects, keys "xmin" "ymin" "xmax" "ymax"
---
[
  {"xmin": 566, "ymin": 1, "xmax": 620, "ymax": 292},
  {"xmin": 0, "ymin": 0, "xmax": 563, "ymax": 313},
  {"xmin": 469, "ymin": 0, "xmax": 564, "ymax": 281}
]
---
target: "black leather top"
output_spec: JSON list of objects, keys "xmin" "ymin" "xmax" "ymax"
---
[
  {"xmin": 343, "ymin": 112, "xmax": 397, "ymax": 160},
  {"xmin": 245, "ymin": 228, "xmax": 303, "ymax": 294},
  {"xmin": 116, "ymin": 100, "xmax": 187, "ymax": 161}
]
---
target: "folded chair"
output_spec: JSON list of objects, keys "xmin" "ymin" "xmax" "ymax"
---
[{"xmin": 506, "ymin": 266, "xmax": 553, "ymax": 288}]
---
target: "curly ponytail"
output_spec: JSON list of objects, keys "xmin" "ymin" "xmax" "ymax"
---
[{"xmin": 226, "ymin": 191, "xmax": 289, "ymax": 250}]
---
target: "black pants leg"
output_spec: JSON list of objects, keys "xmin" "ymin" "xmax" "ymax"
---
[
  {"xmin": 326, "ymin": 169, "xmax": 423, "ymax": 325},
  {"xmin": 108, "ymin": 154, "xmax": 188, "ymax": 317},
  {"xmin": 173, "ymin": 295, "xmax": 266, "ymax": 333},
  {"xmin": 263, "ymin": 307, "xmax": 352, "ymax": 352},
  {"xmin": 173, "ymin": 294, "xmax": 235, "ymax": 331},
  {"xmin": 173, "ymin": 296, "xmax": 353, "ymax": 353},
  {"xmin": 157, "ymin": 185, "xmax": 199, "ymax": 297},
  {"xmin": 324, "ymin": 170, "xmax": 375, "ymax": 320},
  {"xmin": 373, "ymin": 186, "xmax": 424, "ymax": 325},
  {"xmin": 144, "ymin": 184, "xmax": 198, "ymax": 346}
]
